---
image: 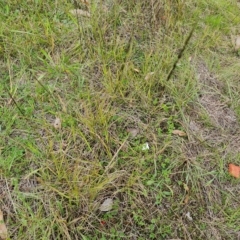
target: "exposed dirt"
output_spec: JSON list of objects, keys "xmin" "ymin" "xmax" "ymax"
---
[
  {"xmin": 182, "ymin": 59, "xmax": 240, "ymax": 238},
  {"xmin": 187, "ymin": 60, "xmax": 240, "ymax": 153}
]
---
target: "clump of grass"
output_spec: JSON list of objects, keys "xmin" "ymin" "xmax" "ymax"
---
[{"xmin": 0, "ymin": 0, "xmax": 240, "ymax": 239}]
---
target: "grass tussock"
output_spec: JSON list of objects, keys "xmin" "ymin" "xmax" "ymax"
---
[{"xmin": 0, "ymin": 0, "xmax": 240, "ymax": 239}]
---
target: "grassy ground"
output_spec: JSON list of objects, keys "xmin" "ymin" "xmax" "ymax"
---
[{"xmin": 1, "ymin": 0, "xmax": 240, "ymax": 239}]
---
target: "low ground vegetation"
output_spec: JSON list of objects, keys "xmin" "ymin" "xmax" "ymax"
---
[{"xmin": 0, "ymin": 0, "xmax": 240, "ymax": 239}]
